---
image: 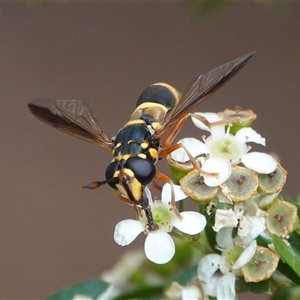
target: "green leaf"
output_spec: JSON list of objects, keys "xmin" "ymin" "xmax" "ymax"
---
[
  {"xmin": 270, "ymin": 287, "xmax": 300, "ymax": 300},
  {"xmin": 204, "ymin": 210, "xmax": 218, "ymax": 251},
  {"xmin": 112, "ymin": 285, "xmax": 164, "ymax": 300},
  {"xmin": 277, "ymin": 260, "xmax": 300, "ymax": 285},
  {"xmin": 46, "ymin": 278, "xmax": 109, "ymax": 300},
  {"xmin": 272, "ymin": 234, "xmax": 300, "ymax": 278},
  {"xmin": 256, "ymin": 233, "xmax": 272, "ymax": 247},
  {"xmin": 289, "ymin": 231, "xmax": 300, "ymax": 256},
  {"xmin": 172, "ymin": 265, "xmax": 197, "ymax": 285},
  {"xmin": 235, "ymin": 278, "xmax": 272, "ymax": 294}
]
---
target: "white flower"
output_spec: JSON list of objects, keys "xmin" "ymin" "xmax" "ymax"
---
[
  {"xmin": 171, "ymin": 112, "xmax": 277, "ymax": 187},
  {"xmin": 198, "ymin": 254, "xmax": 236, "ymax": 300},
  {"xmin": 214, "ymin": 201, "xmax": 266, "ymax": 246},
  {"xmin": 114, "ymin": 185, "xmax": 207, "ymax": 264},
  {"xmin": 216, "ymin": 227, "xmax": 234, "ymax": 251},
  {"xmin": 198, "ymin": 239, "xmax": 257, "ymax": 300},
  {"xmin": 241, "ymin": 216, "xmax": 266, "ymax": 246}
]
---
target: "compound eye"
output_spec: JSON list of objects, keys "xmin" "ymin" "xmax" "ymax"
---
[
  {"xmin": 125, "ymin": 157, "xmax": 156, "ymax": 186},
  {"xmin": 105, "ymin": 160, "xmax": 119, "ymax": 189}
]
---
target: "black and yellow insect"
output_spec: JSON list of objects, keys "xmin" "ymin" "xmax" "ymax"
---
[{"xmin": 28, "ymin": 52, "xmax": 254, "ymax": 231}]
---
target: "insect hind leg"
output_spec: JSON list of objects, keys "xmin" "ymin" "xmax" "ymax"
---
[{"xmin": 161, "ymin": 113, "xmax": 211, "ymax": 148}]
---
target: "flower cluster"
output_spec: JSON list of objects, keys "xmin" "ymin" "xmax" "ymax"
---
[
  {"xmin": 111, "ymin": 109, "xmax": 296, "ymax": 299},
  {"xmin": 68, "ymin": 109, "xmax": 299, "ymax": 300},
  {"xmin": 169, "ymin": 110, "xmax": 278, "ymax": 187},
  {"xmin": 164, "ymin": 109, "xmax": 295, "ymax": 299}
]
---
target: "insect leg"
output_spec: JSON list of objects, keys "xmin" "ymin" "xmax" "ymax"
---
[
  {"xmin": 161, "ymin": 112, "xmax": 242, "ymax": 148},
  {"xmin": 155, "ymin": 172, "xmax": 183, "ymax": 220},
  {"xmin": 114, "ymin": 189, "xmax": 159, "ymax": 232},
  {"xmin": 143, "ymin": 203, "xmax": 159, "ymax": 232},
  {"xmin": 112, "ymin": 190, "xmax": 135, "ymax": 206},
  {"xmin": 151, "ymin": 180, "xmax": 163, "ymax": 192},
  {"xmin": 160, "ymin": 142, "xmax": 217, "ymax": 177},
  {"xmin": 162, "ymin": 113, "xmax": 210, "ymax": 148}
]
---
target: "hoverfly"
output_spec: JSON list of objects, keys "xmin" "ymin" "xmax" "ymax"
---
[{"xmin": 28, "ymin": 52, "xmax": 254, "ymax": 231}]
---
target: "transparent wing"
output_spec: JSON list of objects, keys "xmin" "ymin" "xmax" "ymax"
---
[
  {"xmin": 154, "ymin": 51, "xmax": 255, "ymax": 137},
  {"xmin": 28, "ymin": 99, "xmax": 113, "ymax": 151}
]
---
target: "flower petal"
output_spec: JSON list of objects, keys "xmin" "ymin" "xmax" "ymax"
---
[
  {"xmin": 213, "ymin": 209, "xmax": 238, "ymax": 232},
  {"xmin": 216, "ymin": 273, "xmax": 236, "ymax": 300},
  {"xmin": 210, "ymin": 125, "xmax": 227, "ymax": 137},
  {"xmin": 233, "ymin": 239, "xmax": 257, "ymax": 269},
  {"xmin": 241, "ymin": 152, "xmax": 277, "ymax": 174},
  {"xmin": 202, "ymin": 277, "xmax": 219, "ymax": 298},
  {"xmin": 242, "ymin": 216, "xmax": 266, "ymax": 245},
  {"xmin": 170, "ymin": 137, "xmax": 207, "ymax": 162},
  {"xmin": 161, "ymin": 183, "xmax": 188, "ymax": 204},
  {"xmin": 144, "ymin": 187, "xmax": 153, "ymax": 204},
  {"xmin": 144, "ymin": 231, "xmax": 175, "ymax": 264},
  {"xmin": 181, "ymin": 286, "xmax": 202, "ymax": 299},
  {"xmin": 198, "ymin": 254, "xmax": 223, "ymax": 282},
  {"xmin": 235, "ymin": 127, "xmax": 266, "ymax": 146},
  {"xmin": 114, "ymin": 219, "xmax": 144, "ymax": 246},
  {"xmin": 202, "ymin": 157, "xmax": 231, "ymax": 187},
  {"xmin": 237, "ymin": 216, "xmax": 253, "ymax": 237},
  {"xmin": 173, "ymin": 211, "xmax": 206, "ymax": 234},
  {"xmin": 192, "ymin": 112, "xmax": 223, "ymax": 133},
  {"xmin": 216, "ymin": 227, "xmax": 233, "ymax": 250}
]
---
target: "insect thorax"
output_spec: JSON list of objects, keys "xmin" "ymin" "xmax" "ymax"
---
[{"xmin": 112, "ymin": 121, "xmax": 159, "ymax": 162}]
